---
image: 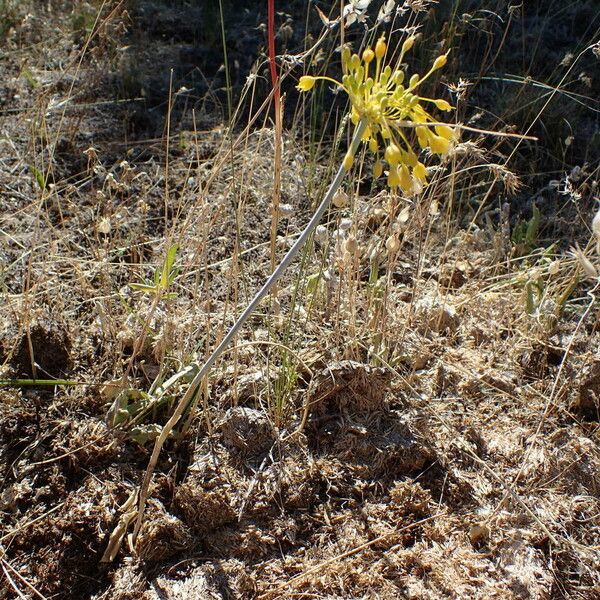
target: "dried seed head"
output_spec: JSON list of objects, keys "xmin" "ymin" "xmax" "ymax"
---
[
  {"xmin": 333, "ymin": 189, "xmax": 349, "ymax": 208},
  {"xmin": 386, "ymin": 234, "xmax": 400, "ymax": 253},
  {"xmin": 314, "ymin": 225, "xmax": 328, "ymax": 245},
  {"xmin": 339, "ymin": 218, "xmax": 353, "ymax": 231},
  {"xmin": 344, "ymin": 235, "xmax": 358, "ymax": 254},
  {"xmin": 548, "ymin": 260, "xmax": 561, "ymax": 276}
]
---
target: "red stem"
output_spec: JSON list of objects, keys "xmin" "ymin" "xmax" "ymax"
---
[
  {"xmin": 267, "ymin": 0, "xmax": 282, "ymax": 273},
  {"xmin": 267, "ymin": 0, "xmax": 280, "ymax": 110}
]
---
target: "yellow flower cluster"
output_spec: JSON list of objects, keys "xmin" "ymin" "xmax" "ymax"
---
[{"xmin": 297, "ymin": 35, "xmax": 456, "ymax": 194}]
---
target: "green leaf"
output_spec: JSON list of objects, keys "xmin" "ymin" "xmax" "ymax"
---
[
  {"xmin": 0, "ymin": 378, "xmax": 79, "ymax": 386},
  {"xmin": 160, "ymin": 244, "xmax": 179, "ymax": 289},
  {"xmin": 129, "ymin": 282, "xmax": 158, "ymax": 294},
  {"xmin": 129, "ymin": 424, "xmax": 163, "ymax": 445},
  {"xmin": 21, "ymin": 67, "xmax": 39, "ymax": 89},
  {"xmin": 29, "ymin": 165, "xmax": 46, "ymax": 190},
  {"xmin": 525, "ymin": 281, "xmax": 536, "ymax": 315},
  {"xmin": 525, "ymin": 204, "xmax": 540, "ymax": 248}
]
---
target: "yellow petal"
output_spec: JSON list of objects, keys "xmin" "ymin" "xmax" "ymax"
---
[
  {"xmin": 416, "ymin": 126, "xmax": 429, "ymax": 149},
  {"xmin": 385, "ymin": 143, "xmax": 402, "ymax": 165},
  {"xmin": 413, "ymin": 162, "xmax": 427, "ymax": 181},
  {"xmin": 433, "ymin": 99, "xmax": 453, "ymax": 111},
  {"xmin": 373, "ymin": 161, "xmax": 383, "ymax": 179},
  {"xmin": 435, "ymin": 125, "xmax": 455, "ymax": 140},
  {"xmin": 429, "ymin": 134, "xmax": 450, "ymax": 154},
  {"xmin": 399, "ymin": 165, "xmax": 413, "ymax": 193},
  {"xmin": 297, "ymin": 76, "xmax": 316, "ymax": 92},
  {"xmin": 406, "ymin": 151, "xmax": 419, "ymax": 167}
]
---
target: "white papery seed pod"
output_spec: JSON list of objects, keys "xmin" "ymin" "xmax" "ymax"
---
[
  {"xmin": 386, "ymin": 234, "xmax": 400, "ymax": 254},
  {"xmin": 333, "ymin": 189, "xmax": 349, "ymax": 208},
  {"xmin": 314, "ymin": 225, "xmax": 328, "ymax": 245},
  {"xmin": 592, "ymin": 204, "xmax": 600, "ymax": 253}
]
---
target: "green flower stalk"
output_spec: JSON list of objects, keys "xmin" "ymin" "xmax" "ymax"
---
[{"xmin": 298, "ymin": 35, "xmax": 457, "ymax": 194}]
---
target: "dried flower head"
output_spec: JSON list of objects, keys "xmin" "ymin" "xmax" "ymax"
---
[
  {"xmin": 297, "ymin": 35, "xmax": 457, "ymax": 193},
  {"xmin": 569, "ymin": 243, "xmax": 599, "ymax": 280}
]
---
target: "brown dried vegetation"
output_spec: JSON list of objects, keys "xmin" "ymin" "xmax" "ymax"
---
[{"xmin": 1, "ymin": 1, "xmax": 599, "ymax": 599}]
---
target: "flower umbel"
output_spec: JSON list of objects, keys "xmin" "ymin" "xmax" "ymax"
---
[{"xmin": 297, "ymin": 35, "xmax": 457, "ymax": 193}]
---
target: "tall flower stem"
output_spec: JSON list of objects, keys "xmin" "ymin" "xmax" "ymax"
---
[{"xmin": 132, "ymin": 119, "xmax": 368, "ymax": 542}]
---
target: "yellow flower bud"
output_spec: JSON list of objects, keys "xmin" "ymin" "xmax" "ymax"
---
[
  {"xmin": 429, "ymin": 134, "xmax": 450, "ymax": 154},
  {"xmin": 409, "ymin": 73, "xmax": 420, "ymax": 88},
  {"xmin": 393, "ymin": 70, "xmax": 405, "ymax": 85},
  {"xmin": 362, "ymin": 126, "xmax": 372, "ymax": 141},
  {"xmin": 384, "ymin": 143, "xmax": 402, "ymax": 165},
  {"xmin": 399, "ymin": 164, "xmax": 413, "ymax": 193},
  {"xmin": 343, "ymin": 151, "xmax": 354, "ymax": 171},
  {"xmin": 435, "ymin": 125, "xmax": 455, "ymax": 141},
  {"xmin": 297, "ymin": 76, "xmax": 316, "ymax": 92},
  {"xmin": 363, "ymin": 48, "xmax": 375, "ymax": 64},
  {"xmin": 342, "ymin": 46, "xmax": 351, "ymax": 69},
  {"xmin": 373, "ymin": 161, "xmax": 383, "ymax": 179},
  {"xmin": 369, "ymin": 137, "xmax": 378, "ymax": 153},
  {"xmin": 375, "ymin": 36, "xmax": 386, "ymax": 60},
  {"xmin": 402, "ymin": 36, "xmax": 416, "ymax": 54},
  {"xmin": 432, "ymin": 54, "xmax": 448, "ymax": 70},
  {"xmin": 433, "ymin": 99, "xmax": 453, "ymax": 111},
  {"xmin": 413, "ymin": 162, "xmax": 428, "ymax": 181}
]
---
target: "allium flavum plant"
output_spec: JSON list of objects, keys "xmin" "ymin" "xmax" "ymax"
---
[
  {"xmin": 132, "ymin": 32, "xmax": 461, "ymax": 541},
  {"xmin": 298, "ymin": 35, "xmax": 456, "ymax": 194}
]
